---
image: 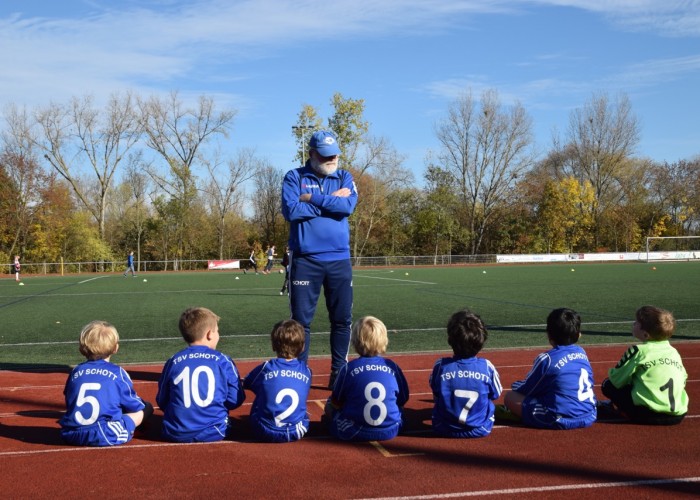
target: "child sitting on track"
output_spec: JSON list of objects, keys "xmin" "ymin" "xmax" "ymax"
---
[
  {"xmin": 243, "ymin": 319, "xmax": 312, "ymax": 442},
  {"xmin": 496, "ymin": 308, "xmax": 597, "ymax": 430},
  {"xmin": 60, "ymin": 320, "xmax": 153, "ymax": 446},
  {"xmin": 430, "ymin": 309, "xmax": 502, "ymax": 438},
  {"xmin": 325, "ymin": 316, "xmax": 410, "ymax": 441},
  {"xmin": 599, "ymin": 305, "xmax": 688, "ymax": 425},
  {"xmin": 157, "ymin": 307, "xmax": 246, "ymax": 442}
]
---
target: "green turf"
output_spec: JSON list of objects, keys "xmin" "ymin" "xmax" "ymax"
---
[{"xmin": 1, "ymin": 262, "xmax": 699, "ymax": 367}]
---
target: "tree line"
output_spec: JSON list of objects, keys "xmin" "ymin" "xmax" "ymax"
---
[{"xmin": 1, "ymin": 89, "xmax": 698, "ymax": 270}]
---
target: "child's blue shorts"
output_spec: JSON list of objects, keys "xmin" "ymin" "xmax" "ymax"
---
[
  {"xmin": 521, "ymin": 398, "xmax": 596, "ymax": 430},
  {"xmin": 61, "ymin": 416, "xmax": 137, "ymax": 447}
]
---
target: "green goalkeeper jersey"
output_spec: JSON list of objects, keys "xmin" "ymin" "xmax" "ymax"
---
[{"xmin": 608, "ymin": 340, "xmax": 688, "ymax": 415}]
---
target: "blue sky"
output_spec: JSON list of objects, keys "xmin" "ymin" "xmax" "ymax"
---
[{"xmin": 1, "ymin": 1, "xmax": 699, "ymax": 181}]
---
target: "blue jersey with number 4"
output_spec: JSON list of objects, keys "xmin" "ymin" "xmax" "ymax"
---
[
  {"xmin": 430, "ymin": 356, "xmax": 502, "ymax": 437},
  {"xmin": 512, "ymin": 344, "xmax": 596, "ymax": 429},
  {"xmin": 157, "ymin": 345, "xmax": 245, "ymax": 442},
  {"xmin": 244, "ymin": 358, "xmax": 312, "ymax": 442},
  {"xmin": 60, "ymin": 359, "xmax": 146, "ymax": 445}
]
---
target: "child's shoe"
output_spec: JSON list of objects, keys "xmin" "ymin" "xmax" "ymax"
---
[
  {"xmin": 494, "ymin": 404, "xmax": 521, "ymax": 423},
  {"xmin": 596, "ymin": 400, "xmax": 626, "ymax": 421}
]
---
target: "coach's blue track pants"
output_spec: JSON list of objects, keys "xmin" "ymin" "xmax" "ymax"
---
[{"xmin": 289, "ymin": 255, "xmax": 352, "ymax": 373}]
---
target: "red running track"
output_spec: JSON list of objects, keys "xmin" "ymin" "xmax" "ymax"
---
[{"xmin": 1, "ymin": 343, "xmax": 699, "ymax": 499}]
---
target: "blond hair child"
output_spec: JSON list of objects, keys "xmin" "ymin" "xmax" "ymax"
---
[
  {"xmin": 325, "ymin": 316, "xmax": 409, "ymax": 441},
  {"xmin": 60, "ymin": 321, "xmax": 153, "ymax": 446}
]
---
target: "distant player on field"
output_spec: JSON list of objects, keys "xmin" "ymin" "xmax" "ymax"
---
[
  {"xmin": 430, "ymin": 309, "xmax": 502, "ymax": 438},
  {"xmin": 279, "ymin": 246, "xmax": 290, "ymax": 295},
  {"xmin": 245, "ymin": 248, "xmax": 259, "ymax": 274},
  {"xmin": 599, "ymin": 305, "xmax": 688, "ymax": 425},
  {"xmin": 325, "ymin": 316, "xmax": 409, "ymax": 441},
  {"xmin": 60, "ymin": 320, "xmax": 153, "ymax": 446},
  {"xmin": 243, "ymin": 319, "xmax": 312, "ymax": 442},
  {"xmin": 263, "ymin": 244, "xmax": 276, "ymax": 274},
  {"xmin": 496, "ymin": 308, "xmax": 597, "ymax": 430},
  {"xmin": 123, "ymin": 251, "xmax": 136, "ymax": 277},
  {"xmin": 157, "ymin": 307, "xmax": 245, "ymax": 442},
  {"xmin": 13, "ymin": 255, "xmax": 21, "ymax": 282}
]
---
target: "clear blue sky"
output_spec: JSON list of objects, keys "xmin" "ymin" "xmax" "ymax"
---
[{"xmin": 2, "ymin": 1, "xmax": 699, "ymax": 181}]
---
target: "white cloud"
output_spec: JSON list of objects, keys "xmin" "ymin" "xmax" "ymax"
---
[{"xmin": 527, "ymin": 0, "xmax": 700, "ymax": 36}]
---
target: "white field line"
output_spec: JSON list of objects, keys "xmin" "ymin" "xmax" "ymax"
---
[
  {"xmin": 356, "ymin": 477, "xmax": 700, "ymax": 500},
  {"xmin": 77, "ymin": 276, "xmax": 110, "ymax": 284},
  {"xmin": 5, "ymin": 320, "xmax": 700, "ymax": 347},
  {"xmin": 353, "ymin": 273, "xmax": 437, "ymax": 285}
]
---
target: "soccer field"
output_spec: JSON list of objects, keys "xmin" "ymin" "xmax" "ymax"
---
[{"xmin": 1, "ymin": 261, "xmax": 699, "ymax": 367}]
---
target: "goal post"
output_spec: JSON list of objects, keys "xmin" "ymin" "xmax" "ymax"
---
[{"xmin": 645, "ymin": 236, "xmax": 700, "ymax": 262}]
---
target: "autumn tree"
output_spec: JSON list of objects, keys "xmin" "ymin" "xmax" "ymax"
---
[
  {"xmin": 435, "ymin": 89, "xmax": 534, "ymax": 254},
  {"xmin": 327, "ymin": 93, "xmax": 369, "ymax": 170},
  {"xmin": 109, "ymin": 152, "xmax": 152, "ymax": 269},
  {"xmin": 35, "ymin": 92, "xmax": 142, "ymax": 240},
  {"xmin": 412, "ymin": 165, "xmax": 462, "ymax": 258},
  {"xmin": 350, "ymin": 136, "xmax": 412, "ymax": 258},
  {"xmin": 555, "ymin": 92, "xmax": 640, "ymax": 248},
  {"xmin": 535, "ymin": 177, "xmax": 595, "ymax": 253},
  {"xmin": 252, "ymin": 163, "xmax": 286, "ymax": 247},
  {"xmin": 647, "ymin": 159, "xmax": 700, "ymax": 236},
  {"xmin": 0, "ymin": 104, "xmax": 48, "ymax": 257},
  {"xmin": 201, "ymin": 148, "xmax": 257, "ymax": 259},
  {"xmin": 139, "ymin": 92, "xmax": 236, "ymax": 262}
]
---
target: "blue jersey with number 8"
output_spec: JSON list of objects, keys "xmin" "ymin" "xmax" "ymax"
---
[{"xmin": 328, "ymin": 356, "xmax": 409, "ymax": 441}]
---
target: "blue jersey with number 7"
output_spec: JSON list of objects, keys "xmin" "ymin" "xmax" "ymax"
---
[{"xmin": 430, "ymin": 356, "xmax": 502, "ymax": 437}]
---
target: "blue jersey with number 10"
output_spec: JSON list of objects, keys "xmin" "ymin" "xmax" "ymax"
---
[{"xmin": 157, "ymin": 345, "xmax": 245, "ymax": 442}]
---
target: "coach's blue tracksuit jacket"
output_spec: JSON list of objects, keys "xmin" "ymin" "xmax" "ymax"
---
[
  {"xmin": 282, "ymin": 164, "xmax": 357, "ymax": 260},
  {"xmin": 281, "ymin": 163, "xmax": 358, "ymax": 370}
]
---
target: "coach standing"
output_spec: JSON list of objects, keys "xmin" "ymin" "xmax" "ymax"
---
[{"xmin": 281, "ymin": 130, "xmax": 358, "ymax": 388}]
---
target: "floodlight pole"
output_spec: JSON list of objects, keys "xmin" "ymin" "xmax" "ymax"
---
[{"xmin": 292, "ymin": 125, "xmax": 307, "ymax": 166}]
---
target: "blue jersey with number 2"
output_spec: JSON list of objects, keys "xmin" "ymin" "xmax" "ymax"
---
[{"xmin": 244, "ymin": 358, "xmax": 312, "ymax": 442}]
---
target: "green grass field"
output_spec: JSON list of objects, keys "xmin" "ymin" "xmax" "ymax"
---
[{"xmin": 1, "ymin": 261, "xmax": 699, "ymax": 368}]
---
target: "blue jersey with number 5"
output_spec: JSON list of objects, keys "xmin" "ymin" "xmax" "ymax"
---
[
  {"xmin": 157, "ymin": 345, "xmax": 245, "ymax": 442},
  {"xmin": 60, "ymin": 359, "xmax": 145, "ymax": 430}
]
